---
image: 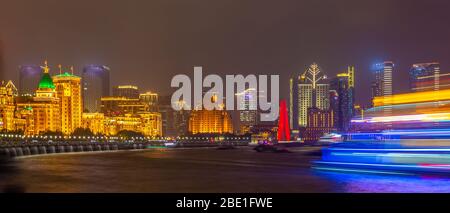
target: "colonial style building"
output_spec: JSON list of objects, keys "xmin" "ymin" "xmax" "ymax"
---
[
  {"xmin": 0, "ymin": 80, "xmax": 18, "ymax": 132},
  {"xmin": 53, "ymin": 66, "xmax": 82, "ymax": 134}
]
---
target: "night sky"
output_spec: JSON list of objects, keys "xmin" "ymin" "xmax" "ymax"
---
[{"xmin": 1, "ymin": 0, "xmax": 450, "ymax": 106}]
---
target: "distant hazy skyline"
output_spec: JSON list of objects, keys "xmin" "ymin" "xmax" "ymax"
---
[{"xmin": 1, "ymin": 0, "xmax": 450, "ymax": 105}]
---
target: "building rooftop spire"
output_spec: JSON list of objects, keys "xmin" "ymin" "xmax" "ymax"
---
[
  {"xmin": 38, "ymin": 60, "xmax": 55, "ymax": 89},
  {"xmin": 43, "ymin": 60, "xmax": 50, "ymax": 74}
]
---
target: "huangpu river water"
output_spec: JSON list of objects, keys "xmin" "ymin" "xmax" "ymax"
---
[{"xmin": 1, "ymin": 146, "xmax": 450, "ymax": 193}]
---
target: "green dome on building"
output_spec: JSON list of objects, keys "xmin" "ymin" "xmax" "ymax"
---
[
  {"xmin": 38, "ymin": 73, "xmax": 55, "ymax": 89},
  {"xmin": 38, "ymin": 61, "xmax": 55, "ymax": 90}
]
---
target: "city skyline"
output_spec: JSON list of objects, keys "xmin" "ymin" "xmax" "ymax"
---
[
  {"xmin": 3, "ymin": 0, "xmax": 450, "ymax": 202},
  {"xmin": 1, "ymin": 0, "xmax": 450, "ymax": 106}
]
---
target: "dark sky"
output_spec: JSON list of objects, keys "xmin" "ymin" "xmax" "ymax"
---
[{"xmin": 1, "ymin": 0, "xmax": 450, "ymax": 105}]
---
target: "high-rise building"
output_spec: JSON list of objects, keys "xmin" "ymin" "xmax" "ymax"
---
[
  {"xmin": 371, "ymin": 61, "xmax": 393, "ymax": 102},
  {"xmin": 409, "ymin": 62, "xmax": 440, "ymax": 92},
  {"xmin": 371, "ymin": 61, "xmax": 393, "ymax": 118},
  {"xmin": 290, "ymin": 63, "xmax": 329, "ymax": 129},
  {"xmin": 53, "ymin": 66, "xmax": 82, "ymax": 134},
  {"xmin": 330, "ymin": 70, "xmax": 354, "ymax": 132},
  {"xmin": 82, "ymin": 65, "xmax": 110, "ymax": 113},
  {"xmin": 236, "ymin": 88, "xmax": 258, "ymax": 134},
  {"xmin": 19, "ymin": 65, "xmax": 42, "ymax": 96},
  {"xmin": 159, "ymin": 95, "xmax": 190, "ymax": 137},
  {"xmin": 113, "ymin": 85, "xmax": 140, "ymax": 99}
]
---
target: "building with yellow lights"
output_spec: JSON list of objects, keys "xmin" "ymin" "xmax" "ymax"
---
[
  {"xmin": 16, "ymin": 62, "xmax": 61, "ymax": 135},
  {"xmin": 99, "ymin": 90, "xmax": 162, "ymax": 136},
  {"xmin": 14, "ymin": 106, "xmax": 34, "ymax": 135},
  {"xmin": 0, "ymin": 81, "xmax": 18, "ymax": 132},
  {"xmin": 112, "ymin": 85, "xmax": 139, "ymax": 99},
  {"xmin": 83, "ymin": 112, "xmax": 163, "ymax": 137},
  {"xmin": 139, "ymin": 91, "xmax": 158, "ymax": 112},
  {"xmin": 102, "ymin": 113, "xmax": 162, "ymax": 136},
  {"xmin": 53, "ymin": 66, "xmax": 82, "ymax": 134},
  {"xmin": 81, "ymin": 113, "xmax": 105, "ymax": 135},
  {"xmin": 101, "ymin": 96, "xmax": 148, "ymax": 116},
  {"xmin": 188, "ymin": 109, "xmax": 233, "ymax": 134}
]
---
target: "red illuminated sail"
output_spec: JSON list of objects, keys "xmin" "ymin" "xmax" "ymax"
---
[{"xmin": 277, "ymin": 100, "xmax": 291, "ymax": 141}]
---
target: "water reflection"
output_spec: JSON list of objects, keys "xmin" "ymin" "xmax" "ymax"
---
[
  {"xmin": 316, "ymin": 170, "xmax": 450, "ymax": 193},
  {"xmin": 2, "ymin": 148, "xmax": 450, "ymax": 193}
]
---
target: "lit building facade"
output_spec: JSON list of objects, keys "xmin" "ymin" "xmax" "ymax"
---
[
  {"xmin": 16, "ymin": 62, "xmax": 61, "ymax": 135},
  {"xmin": 136, "ymin": 112, "xmax": 162, "ymax": 137},
  {"xmin": 140, "ymin": 91, "xmax": 159, "ymax": 112},
  {"xmin": 236, "ymin": 88, "xmax": 258, "ymax": 134},
  {"xmin": 101, "ymin": 96, "xmax": 148, "ymax": 116},
  {"xmin": 330, "ymin": 70, "xmax": 355, "ymax": 132},
  {"xmin": 113, "ymin": 85, "xmax": 140, "ymax": 99},
  {"xmin": 81, "ymin": 112, "xmax": 162, "ymax": 137},
  {"xmin": 409, "ymin": 62, "xmax": 440, "ymax": 92},
  {"xmin": 188, "ymin": 109, "xmax": 233, "ymax": 134},
  {"xmin": 103, "ymin": 113, "xmax": 162, "ymax": 137},
  {"xmin": 82, "ymin": 65, "xmax": 110, "ymax": 113},
  {"xmin": 82, "ymin": 113, "xmax": 105, "ymax": 135},
  {"xmin": 371, "ymin": 61, "xmax": 393, "ymax": 102},
  {"xmin": 14, "ymin": 106, "xmax": 34, "ymax": 135},
  {"xmin": 53, "ymin": 68, "xmax": 82, "ymax": 134},
  {"xmin": 303, "ymin": 107, "xmax": 334, "ymax": 142},
  {"xmin": 159, "ymin": 95, "xmax": 190, "ymax": 137},
  {"xmin": 0, "ymin": 81, "xmax": 18, "ymax": 132},
  {"xmin": 371, "ymin": 61, "xmax": 393, "ymax": 119},
  {"xmin": 290, "ymin": 63, "xmax": 329, "ymax": 129},
  {"xmin": 19, "ymin": 65, "xmax": 42, "ymax": 96}
]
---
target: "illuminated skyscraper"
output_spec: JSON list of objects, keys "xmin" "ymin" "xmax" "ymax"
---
[
  {"xmin": 330, "ymin": 71, "xmax": 354, "ymax": 132},
  {"xmin": 290, "ymin": 63, "xmax": 329, "ymax": 129},
  {"xmin": 113, "ymin": 85, "xmax": 140, "ymax": 99},
  {"xmin": 236, "ymin": 88, "xmax": 258, "ymax": 134},
  {"xmin": 53, "ymin": 66, "xmax": 82, "ymax": 135},
  {"xmin": 371, "ymin": 61, "xmax": 393, "ymax": 102},
  {"xmin": 409, "ymin": 62, "xmax": 440, "ymax": 92},
  {"xmin": 19, "ymin": 65, "xmax": 42, "ymax": 96},
  {"xmin": 82, "ymin": 65, "xmax": 110, "ymax": 113},
  {"xmin": 371, "ymin": 61, "xmax": 393, "ymax": 118},
  {"xmin": 159, "ymin": 95, "xmax": 189, "ymax": 137}
]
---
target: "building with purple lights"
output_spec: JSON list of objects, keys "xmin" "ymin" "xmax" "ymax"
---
[{"xmin": 82, "ymin": 65, "xmax": 110, "ymax": 113}]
